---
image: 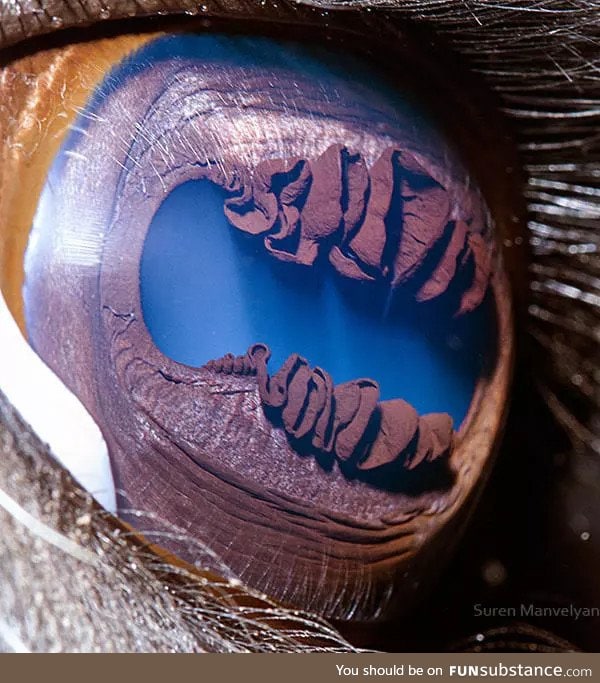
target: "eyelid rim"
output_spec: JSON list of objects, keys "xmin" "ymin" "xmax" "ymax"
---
[
  {"xmin": 0, "ymin": 0, "xmax": 327, "ymax": 52},
  {"xmin": 0, "ymin": 292, "xmax": 116, "ymax": 513}
]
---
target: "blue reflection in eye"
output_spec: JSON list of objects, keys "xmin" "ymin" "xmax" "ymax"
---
[{"xmin": 141, "ymin": 179, "xmax": 493, "ymax": 425}]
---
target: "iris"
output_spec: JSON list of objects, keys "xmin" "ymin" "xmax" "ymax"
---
[{"xmin": 21, "ymin": 30, "xmax": 510, "ymax": 620}]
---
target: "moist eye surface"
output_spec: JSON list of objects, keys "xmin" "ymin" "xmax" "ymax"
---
[{"xmin": 22, "ymin": 31, "xmax": 510, "ymax": 620}]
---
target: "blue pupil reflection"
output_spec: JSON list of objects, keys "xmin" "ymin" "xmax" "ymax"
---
[{"xmin": 141, "ymin": 180, "xmax": 492, "ymax": 425}]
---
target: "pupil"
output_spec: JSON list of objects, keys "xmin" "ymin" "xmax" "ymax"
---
[{"xmin": 141, "ymin": 178, "xmax": 494, "ymax": 426}]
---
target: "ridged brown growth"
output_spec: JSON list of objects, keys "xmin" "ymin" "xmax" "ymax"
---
[
  {"xmin": 205, "ymin": 344, "xmax": 455, "ymax": 473},
  {"xmin": 215, "ymin": 144, "xmax": 493, "ymax": 316}
]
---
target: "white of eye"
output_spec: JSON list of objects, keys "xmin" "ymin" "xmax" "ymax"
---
[{"xmin": 0, "ymin": 292, "xmax": 116, "ymax": 513}]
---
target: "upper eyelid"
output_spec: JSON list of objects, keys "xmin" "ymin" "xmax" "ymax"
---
[
  {"xmin": 0, "ymin": 0, "xmax": 337, "ymax": 52},
  {"xmin": 0, "ymin": 0, "xmax": 194, "ymax": 48}
]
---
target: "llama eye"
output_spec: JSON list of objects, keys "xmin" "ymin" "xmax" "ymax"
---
[{"xmin": 14, "ymin": 29, "xmax": 515, "ymax": 622}]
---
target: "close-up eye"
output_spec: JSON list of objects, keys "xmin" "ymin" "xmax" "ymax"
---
[
  {"xmin": 0, "ymin": 0, "xmax": 597, "ymax": 657},
  {"xmin": 18, "ymin": 26, "xmax": 514, "ymax": 622}
]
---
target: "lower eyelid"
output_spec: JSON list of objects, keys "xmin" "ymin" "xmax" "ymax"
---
[{"xmin": 0, "ymin": 292, "xmax": 116, "ymax": 513}]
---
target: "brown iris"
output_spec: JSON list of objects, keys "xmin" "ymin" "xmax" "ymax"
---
[{"xmin": 2, "ymin": 24, "xmax": 518, "ymax": 624}]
